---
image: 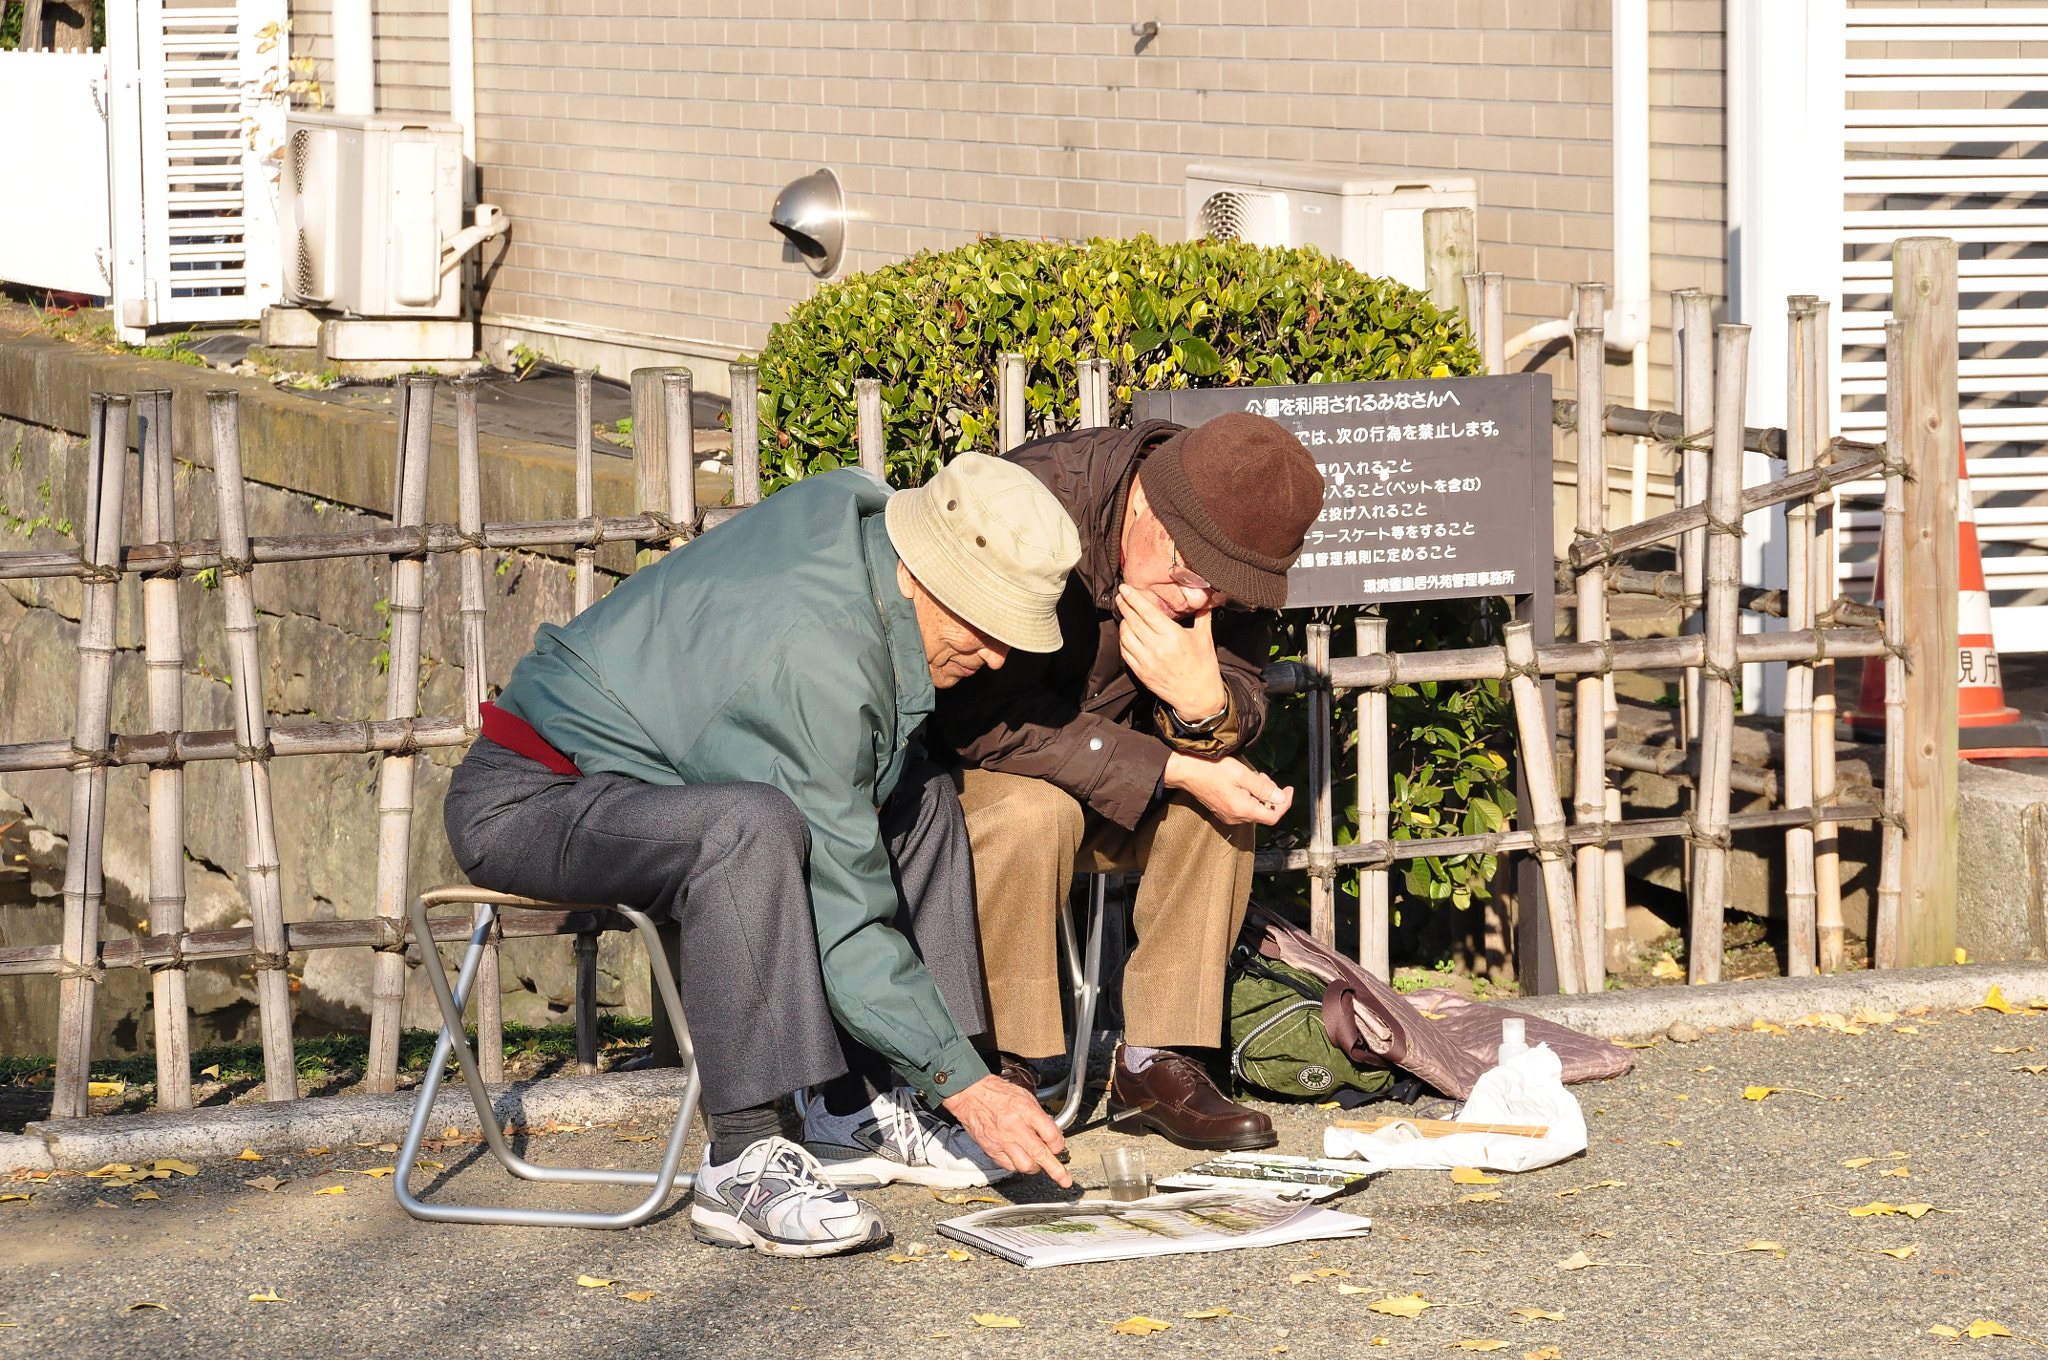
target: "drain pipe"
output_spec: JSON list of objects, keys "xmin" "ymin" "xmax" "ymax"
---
[
  {"xmin": 333, "ymin": 0, "xmax": 373, "ymax": 116},
  {"xmin": 450, "ymin": 0, "xmax": 477, "ymax": 169}
]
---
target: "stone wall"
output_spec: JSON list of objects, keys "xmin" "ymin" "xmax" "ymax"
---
[{"xmin": 0, "ymin": 353, "xmax": 658, "ymax": 1058}]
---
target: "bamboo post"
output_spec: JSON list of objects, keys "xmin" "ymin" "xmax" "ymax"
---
[
  {"xmin": 1690, "ymin": 324, "xmax": 1751, "ymax": 986},
  {"xmin": 1781, "ymin": 298, "xmax": 1819, "ymax": 977},
  {"xmin": 1077, "ymin": 357, "xmax": 1100, "ymax": 429},
  {"xmin": 572, "ymin": 368, "xmax": 597, "ymax": 615},
  {"xmin": 138, "ymin": 389, "xmax": 193, "ymax": 1110},
  {"xmin": 729, "ymin": 360, "xmax": 762, "ymax": 505},
  {"xmin": 1306, "ymin": 622, "xmax": 1336, "ymax": 946},
  {"xmin": 1422, "ymin": 207, "xmax": 1476, "ymax": 319},
  {"xmin": 662, "ymin": 370, "xmax": 696, "ymax": 550},
  {"xmin": 1481, "ymin": 274, "xmax": 1506, "ymax": 377},
  {"xmin": 453, "ymin": 380, "xmax": 502, "ymax": 1082},
  {"xmin": 1355, "ymin": 615, "xmax": 1390, "ymax": 979},
  {"xmin": 51, "ymin": 394, "xmax": 125, "ymax": 1120},
  {"xmin": 629, "ymin": 366, "xmax": 683, "ymax": 530},
  {"xmin": 207, "ymin": 391, "xmax": 298, "ymax": 1101},
  {"xmin": 1891, "ymin": 237, "xmax": 1961, "ymax": 967},
  {"xmin": 574, "ymin": 931, "xmax": 600, "ymax": 1076},
  {"xmin": 1677, "ymin": 290, "xmax": 1714, "ymax": 748},
  {"xmin": 1811, "ymin": 299, "xmax": 1846, "ymax": 971},
  {"xmin": 855, "ymin": 377, "xmax": 885, "ymax": 479},
  {"xmin": 1091, "ymin": 357, "xmax": 1113, "ymax": 427},
  {"xmin": 366, "ymin": 377, "xmax": 436, "ymax": 1092},
  {"xmin": 1462, "ymin": 273, "xmax": 1488, "ymax": 372},
  {"xmin": 1571, "ymin": 285, "xmax": 1608, "ymax": 992},
  {"xmin": 999, "ymin": 352, "xmax": 1027, "ymax": 453},
  {"xmin": 1873, "ymin": 321, "xmax": 1910, "ymax": 968},
  {"xmin": 1502, "ymin": 621, "xmax": 1584, "ymax": 995},
  {"xmin": 1603, "ymin": 786, "xmax": 1627, "ymax": 972}
]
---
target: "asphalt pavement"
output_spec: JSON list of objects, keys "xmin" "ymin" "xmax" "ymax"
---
[{"xmin": 4, "ymin": 1003, "xmax": 2045, "ymax": 1358}]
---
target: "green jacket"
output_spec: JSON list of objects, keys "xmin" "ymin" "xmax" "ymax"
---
[{"xmin": 495, "ymin": 470, "xmax": 984, "ymax": 1104}]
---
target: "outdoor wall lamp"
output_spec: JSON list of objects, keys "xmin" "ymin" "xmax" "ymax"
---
[{"xmin": 770, "ymin": 168, "xmax": 846, "ymax": 278}]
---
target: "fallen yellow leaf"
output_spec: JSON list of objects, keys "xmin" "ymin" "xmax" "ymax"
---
[
  {"xmin": 247, "ymin": 1290, "xmax": 285, "ymax": 1304},
  {"xmin": 1841, "ymin": 1157, "xmax": 1876, "ymax": 1169},
  {"xmin": 1693, "ymin": 1065, "xmax": 1718, "ymax": 1073},
  {"xmin": 932, "ymin": 1191, "xmax": 1001, "ymax": 1205},
  {"xmin": 1367, "ymin": 1293, "xmax": 1437, "ymax": 1318},
  {"xmin": 1336, "ymin": 1283, "xmax": 1374, "ymax": 1295},
  {"xmin": 884, "ymin": 1254, "xmax": 924, "ymax": 1265},
  {"xmin": 304, "ymin": 1147, "xmax": 328, "ymax": 1156},
  {"xmin": 1524, "ymin": 1350, "xmax": 1563, "ymax": 1360},
  {"xmin": 620, "ymin": 1291, "xmax": 656, "ymax": 1302},
  {"xmin": 945, "ymin": 1248, "xmax": 971, "ymax": 1262},
  {"xmin": 1751, "ymin": 1020, "xmax": 1787, "ymax": 1036},
  {"xmin": 199, "ymin": 1065, "xmax": 222, "ymax": 1079},
  {"xmin": 237, "ymin": 1150, "xmax": 263, "ymax": 1162},
  {"xmin": 1842, "ymin": 1201, "xmax": 1935, "ymax": 1219},
  {"xmin": 1508, "ymin": 1309, "xmax": 1565, "ymax": 1322},
  {"xmin": 311, "ymin": 1186, "xmax": 345, "ymax": 1196},
  {"xmin": 1742, "ymin": 1086, "xmax": 1774, "ymax": 1100},
  {"xmin": 243, "ymin": 1176, "xmax": 286, "ymax": 1193},
  {"xmin": 1446, "ymin": 1343, "xmax": 1507, "ymax": 1353},
  {"xmin": 88, "ymin": 1080, "xmax": 126, "ymax": 1097},
  {"xmin": 1555, "ymin": 1252, "xmax": 1597, "ymax": 1271},
  {"xmin": 1992, "ymin": 1046, "xmax": 2034, "ymax": 1055},
  {"xmin": 1184, "ymin": 1308, "xmax": 1233, "ymax": 1320},
  {"xmin": 614, "ymin": 1134, "xmax": 657, "ymax": 1143},
  {"xmin": 1978, "ymin": 986, "xmax": 2019, "ymax": 1015},
  {"xmin": 1652, "ymin": 1139, "xmax": 1682, "ymax": 1147},
  {"xmin": 1929, "ymin": 1325, "xmax": 1962, "ymax": 1339},
  {"xmin": 2015, "ymin": 1065, "xmax": 2048, "ymax": 1075},
  {"xmin": 153, "ymin": 1160, "xmax": 198, "ymax": 1177},
  {"xmin": 973, "ymin": 1314, "xmax": 1024, "ymax": 1329},
  {"xmin": 0, "ymin": 1194, "xmax": 31, "ymax": 1203},
  {"xmin": 576, "ymin": 1275, "xmax": 614, "ymax": 1288},
  {"xmin": 1459, "ymin": 1191, "xmax": 1505, "ymax": 1204},
  {"xmin": 126, "ymin": 1301, "xmax": 166, "ymax": 1311},
  {"xmin": 1290, "ymin": 1268, "xmax": 1351, "ymax": 1284},
  {"xmin": 1852, "ymin": 1007, "xmax": 1898, "ymax": 1025},
  {"xmin": 349, "ymin": 1168, "xmax": 396, "ymax": 1179},
  {"xmin": 86, "ymin": 1163, "xmax": 135, "ymax": 1177},
  {"xmin": 132, "ymin": 1190, "xmax": 159, "ymax": 1202},
  {"xmin": 1450, "ymin": 1167, "xmax": 1499, "ymax": 1185},
  {"xmin": 1967, "ymin": 1320, "xmax": 2012, "ymax": 1339},
  {"xmin": 1875, "ymin": 1245, "xmax": 1920, "ymax": 1259},
  {"xmin": 1651, "ymin": 956, "xmax": 1684, "ymax": 980},
  {"xmin": 1878, "ymin": 1166, "xmax": 1911, "ymax": 1179},
  {"xmin": 1110, "ymin": 1317, "xmax": 1172, "ymax": 1335}
]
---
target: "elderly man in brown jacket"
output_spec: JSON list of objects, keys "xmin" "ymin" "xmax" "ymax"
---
[{"xmin": 934, "ymin": 411, "xmax": 1324, "ymax": 1150}]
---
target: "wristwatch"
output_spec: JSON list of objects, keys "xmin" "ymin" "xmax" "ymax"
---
[{"xmin": 1167, "ymin": 697, "xmax": 1230, "ymax": 737}]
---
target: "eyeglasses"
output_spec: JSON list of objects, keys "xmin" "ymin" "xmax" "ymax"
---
[{"xmin": 1167, "ymin": 544, "xmax": 1220, "ymax": 602}]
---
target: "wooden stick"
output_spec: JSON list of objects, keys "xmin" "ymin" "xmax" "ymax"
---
[
  {"xmin": 453, "ymin": 381, "xmax": 502, "ymax": 1080},
  {"xmin": 1334, "ymin": 1116, "xmax": 1551, "ymax": 1140},
  {"xmin": 572, "ymin": 368, "xmax": 596, "ymax": 615},
  {"xmin": 1891, "ymin": 238, "xmax": 1961, "ymax": 967},
  {"xmin": 1423, "ymin": 207, "xmax": 1476, "ymax": 318},
  {"xmin": 729, "ymin": 361, "xmax": 763, "ymax": 506},
  {"xmin": 1874, "ymin": 321, "xmax": 1908, "ymax": 970},
  {"xmin": 1571, "ymin": 288, "xmax": 1609, "ymax": 993},
  {"xmin": 1690, "ymin": 324, "xmax": 1750, "ymax": 986},
  {"xmin": 855, "ymin": 376, "xmax": 884, "ymax": 479},
  {"xmin": 51, "ymin": 394, "xmax": 125, "ymax": 1121},
  {"xmin": 1677, "ymin": 290, "xmax": 1715, "ymax": 749},
  {"xmin": 1355, "ymin": 615, "xmax": 1390, "ymax": 980},
  {"xmin": 574, "ymin": 931, "xmax": 600, "ymax": 1076},
  {"xmin": 137, "ymin": 390, "xmax": 193, "ymax": 1110},
  {"xmin": 366, "ymin": 377, "xmax": 437, "ymax": 1092},
  {"xmin": 1811, "ymin": 300, "xmax": 1845, "ymax": 972},
  {"xmin": 1076, "ymin": 357, "xmax": 1099, "ymax": 429},
  {"xmin": 1782, "ymin": 298, "xmax": 1819, "ymax": 978},
  {"xmin": 1604, "ymin": 785, "xmax": 1627, "ymax": 971},
  {"xmin": 662, "ymin": 369, "xmax": 696, "ymax": 549},
  {"xmin": 998, "ymin": 352, "xmax": 1027, "ymax": 453},
  {"xmin": 1503, "ymin": 621, "xmax": 1583, "ymax": 994},
  {"xmin": 207, "ymin": 391, "xmax": 298, "ymax": 1102},
  {"xmin": 1306, "ymin": 622, "xmax": 1336, "ymax": 946}
]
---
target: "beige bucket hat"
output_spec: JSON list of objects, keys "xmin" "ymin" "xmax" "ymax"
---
[{"xmin": 884, "ymin": 453, "xmax": 1081, "ymax": 653}]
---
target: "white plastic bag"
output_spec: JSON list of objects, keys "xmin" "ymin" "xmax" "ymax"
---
[{"xmin": 1321, "ymin": 1044, "xmax": 1587, "ymax": 1174}]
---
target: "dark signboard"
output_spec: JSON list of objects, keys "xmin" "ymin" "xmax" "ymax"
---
[{"xmin": 1134, "ymin": 374, "xmax": 1553, "ymax": 608}]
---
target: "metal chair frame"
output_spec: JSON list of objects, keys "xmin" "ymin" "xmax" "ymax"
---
[
  {"xmin": 1039, "ymin": 874, "xmax": 1111, "ymax": 1131},
  {"xmin": 394, "ymin": 887, "xmax": 703, "ymax": 1230}
]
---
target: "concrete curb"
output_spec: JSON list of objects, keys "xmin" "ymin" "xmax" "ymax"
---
[
  {"xmin": 1500, "ymin": 961, "xmax": 2048, "ymax": 1040},
  {"xmin": 13, "ymin": 1068, "xmax": 694, "ymax": 1170}
]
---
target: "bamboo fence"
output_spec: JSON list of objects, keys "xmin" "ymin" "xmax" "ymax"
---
[{"xmin": 0, "ymin": 248, "xmax": 1960, "ymax": 1119}]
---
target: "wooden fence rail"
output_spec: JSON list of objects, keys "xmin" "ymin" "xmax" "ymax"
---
[{"xmin": 0, "ymin": 248, "xmax": 1959, "ymax": 1119}]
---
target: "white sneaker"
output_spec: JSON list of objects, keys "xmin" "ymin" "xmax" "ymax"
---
[
  {"xmin": 689, "ymin": 1137, "xmax": 886, "ymax": 1258},
  {"xmin": 803, "ymin": 1085, "xmax": 1012, "ymax": 1189}
]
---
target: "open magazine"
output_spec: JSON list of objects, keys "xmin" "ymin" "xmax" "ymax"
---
[
  {"xmin": 935, "ymin": 1191, "xmax": 1372, "ymax": 1268},
  {"xmin": 1155, "ymin": 1153, "xmax": 1375, "ymax": 1202}
]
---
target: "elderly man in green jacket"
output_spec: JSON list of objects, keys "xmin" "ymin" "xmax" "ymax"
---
[{"xmin": 444, "ymin": 454, "xmax": 1080, "ymax": 1258}]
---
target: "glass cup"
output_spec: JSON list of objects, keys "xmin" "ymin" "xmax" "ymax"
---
[{"xmin": 1101, "ymin": 1146, "xmax": 1150, "ymax": 1202}]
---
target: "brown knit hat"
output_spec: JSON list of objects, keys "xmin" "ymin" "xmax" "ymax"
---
[{"xmin": 1136, "ymin": 411, "xmax": 1325, "ymax": 610}]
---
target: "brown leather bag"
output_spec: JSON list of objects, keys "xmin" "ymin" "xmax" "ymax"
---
[{"xmin": 1245, "ymin": 906, "xmax": 1635, "ymax": 1100}]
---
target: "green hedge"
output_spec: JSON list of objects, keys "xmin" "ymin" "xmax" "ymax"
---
[{"xmin": 752, "ymin": 235, "xmax": 1480, "ymax": 491}]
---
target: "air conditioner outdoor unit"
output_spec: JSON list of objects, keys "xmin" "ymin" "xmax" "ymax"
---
[
  {"xmin": 281, "ymin": 112, "xmax": 464, "ymax": 318},
  {"xmin": 1184, "ymin": 162, "xmax": 1478, "ymax": 290}
]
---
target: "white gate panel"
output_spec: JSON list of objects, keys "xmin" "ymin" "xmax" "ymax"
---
[{"xmin": 0, "ymin": 53, "xmax": 111, "ymax": 297}]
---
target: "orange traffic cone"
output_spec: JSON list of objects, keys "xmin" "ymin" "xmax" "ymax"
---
[{"xmin": 1849, "ymin": 437, "xmax": 2048, "ymax": 757}]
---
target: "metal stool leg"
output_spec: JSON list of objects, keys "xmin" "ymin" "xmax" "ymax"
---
[
  {"xmin": 1043, "ymin": 874, "xmax": 1107, "ymax": 1132},
  {"xmin": 395, "ymin": 898, "xmax": 703, "ymax": 1229}
]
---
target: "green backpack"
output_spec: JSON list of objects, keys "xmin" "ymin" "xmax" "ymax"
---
[{"xmin": 1226, "ymin": 945, "xmax": 1395, "ymax": 1100}]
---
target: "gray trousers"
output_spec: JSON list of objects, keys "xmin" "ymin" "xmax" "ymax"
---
[{"xmin": 443, "ymin": 738, "xmax": 988, "ymax": 1115}]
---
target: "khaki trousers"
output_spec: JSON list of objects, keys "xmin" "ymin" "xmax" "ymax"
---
[{"xmin": 954, "ymin": 767, "xmax": 1255, "ymax": 1060}]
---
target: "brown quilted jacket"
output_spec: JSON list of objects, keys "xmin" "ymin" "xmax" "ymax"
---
[{"xmin": 931, "ymin": 422, "xmax": 1275, "ymax": 830}]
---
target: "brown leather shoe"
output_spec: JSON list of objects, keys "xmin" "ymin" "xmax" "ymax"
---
[
  {"xmin": 995, "ymin": 1053, "xmax": 1041, "ymax": 1098},
  {"xmin": 1106, "ymin": 1046, "xmax": 1277, "ymax": 1151}
]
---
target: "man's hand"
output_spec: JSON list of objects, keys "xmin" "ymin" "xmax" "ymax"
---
[
  {"xmin": 1164, "ymin": 751, "xmax": 1294, "ymax": 826},
  {"xmin": 941, "ymin": 1075, "xmax": 1072, "ymax": 1186},
  {"xmin": 1117, "ymin": 584, "xmax": 1228, "ymax": 722}
]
